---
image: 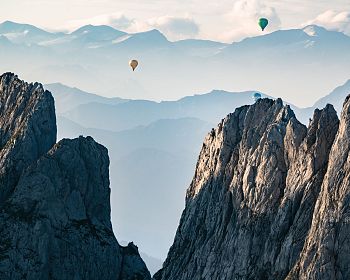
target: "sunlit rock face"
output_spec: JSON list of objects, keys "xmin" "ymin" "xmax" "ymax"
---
[
  {"xmin": 0, "ymin": 73, "xmax": 151, "ymax": 280},
  {"xmin": 155, "ymin": 96, "xmax": 350, "ymax": 280}
]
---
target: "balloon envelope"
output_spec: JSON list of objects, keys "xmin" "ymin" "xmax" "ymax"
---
[
  {"xmin": 258, "ymin": 18, "xmax": 269, "ymax": 31},
  {"xmin": 129, "ymin": 60, "xmax": 139, "ymax": 71},
  {"xmin": 253, "ymin": 93, "xmax": 262, "ymax": 102}
]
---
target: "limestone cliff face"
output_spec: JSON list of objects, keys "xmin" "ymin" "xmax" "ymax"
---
[
  {"xmin": 0, "ymin": 73, "xmax": 151, "ymax": 280},
  {"xmin": 155, "ymin": 97, "xmax": 346, "ymax": 280}
]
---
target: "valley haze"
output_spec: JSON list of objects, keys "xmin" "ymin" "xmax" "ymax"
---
[{"xmin": 48, "ymin": 78, "xmax": 350, "ymax": 266}]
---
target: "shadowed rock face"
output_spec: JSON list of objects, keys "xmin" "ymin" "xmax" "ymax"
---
[
  {"xmin": 0, "ymin": 73, "xmax": 151, "ymax": 280},
  {"xmin": 155, "ymin": 97, "xmax": 346, "ymax": 280}
]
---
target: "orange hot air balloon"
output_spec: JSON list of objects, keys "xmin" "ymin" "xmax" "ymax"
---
[{"xmin": 129, "ymin": 60, "xmax": 139, "ymax": 71}]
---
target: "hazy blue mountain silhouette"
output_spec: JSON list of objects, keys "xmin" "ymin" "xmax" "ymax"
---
[
  {"xmin": 45, "ymin": 83, "xmax": 127, "ymax": 113},
  {"xmin": 312, "ymin": 79, "xmax": 350, "ymax": 113},
  {"xmin": 61, "ymin": 89, "xmax": 268, "ymax": 131},
  {"xmin": 1, "ymin": 21, "xmax": 349, "ymax": 105}
]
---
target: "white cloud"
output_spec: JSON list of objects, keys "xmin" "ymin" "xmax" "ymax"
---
[
  {"xmin": 304, "ymin": 10, "xmax": 350, "ymax": 35},
  {"xmin": 217, "ymin": 0, "xmax": 281, "ymax": 42},
  {"xmin": 65, "ymin": 13, "xmax": 135, "ymax": 31},
  {"xmin": 148, "ymin": 16, "xmax": 200, "ymax": 40},
  {"xmin": 109, "ymin": 15, "xmax": 136, "ymax": 30}
]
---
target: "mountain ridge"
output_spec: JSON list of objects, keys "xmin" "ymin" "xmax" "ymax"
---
[{"xmin": 1, "ymin": 21, "xmax": 349, "ymax": 45}]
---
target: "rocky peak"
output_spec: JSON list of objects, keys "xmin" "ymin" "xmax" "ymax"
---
[
  {"xmin": 0, "ymin": 73, "xmax": 150, "ymax": 280},
  {"xmin": 0, "ymin": 72, "xmax": 56, "ymax": 203},
  {"xmin": 155, "ymin": 97, "xmax": 342, "ymax": 280}
]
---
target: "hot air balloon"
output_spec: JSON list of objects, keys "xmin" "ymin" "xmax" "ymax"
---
[
  {"xmin": 129, "ymin": 60, "xmax": 138, "ymax": 71},
  {"xmin": 258, "ymin": 18, "xmax": 269, "ymax": 31},
  {"xmin": 253, "ymin": 92, "xmax": 262, "ymax": 102}
]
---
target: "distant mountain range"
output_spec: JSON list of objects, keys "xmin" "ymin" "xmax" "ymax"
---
[
  {"xmin": 1, "ymin": 21, "xmax": 349, "ymax": 106},
  {"xmin": 45, "ymin": 79, "xmax": 350, "ymax": 271},
  {"xmin": 50, "ymin": 88, "xmax": 266, "ymax": 131},
  {"xmin": 46, "ymin": 83, "xmax": 127, "ymax": 113}
]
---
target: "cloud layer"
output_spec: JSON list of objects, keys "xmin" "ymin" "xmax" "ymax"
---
[{"xmin": 305, "ymin": 10, "xmax": 350, "ymax": 35}]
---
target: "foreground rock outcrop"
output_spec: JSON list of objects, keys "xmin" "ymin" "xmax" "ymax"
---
[
  {"xmin": 0, "ymin": 73, "xmax": 56, "ymax": 204},
  {"xmin": 155, "ymin": 96, "xmax": 350, "ymax": 279},
  {"xmin": 0, "ymin": 73, "xmax": 151, "ymax": 280}
]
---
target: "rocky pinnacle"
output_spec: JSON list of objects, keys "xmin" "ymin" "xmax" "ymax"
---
[{"xmin": 0, "ymin": 73, "xmax": 151, "ymax": 280}]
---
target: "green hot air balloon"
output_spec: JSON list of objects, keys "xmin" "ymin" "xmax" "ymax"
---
[{"xmin": 259, "ymin": 18, "xmax": 269, "ymax": 31}]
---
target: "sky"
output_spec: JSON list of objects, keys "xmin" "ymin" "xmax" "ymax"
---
[{"xmin": 1, "ymin": 0, "xmax": 350, "ymax": 42}]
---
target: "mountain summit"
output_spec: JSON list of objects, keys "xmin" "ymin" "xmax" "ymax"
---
[{"xmin": 155, "ymin": 94, "xmax": 350, "ymax": 279}]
